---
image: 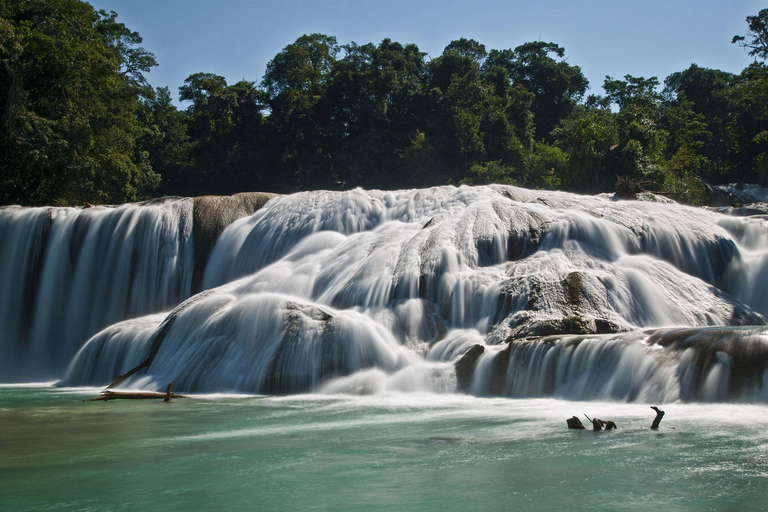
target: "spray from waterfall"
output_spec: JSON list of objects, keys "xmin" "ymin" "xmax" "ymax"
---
[{"xmin": 4, "ymin": 185, "xmax": 768, "ymax": 401}]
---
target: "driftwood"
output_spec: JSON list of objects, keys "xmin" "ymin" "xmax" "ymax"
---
[
  {"xmin": 566, "ymin": 416, "xmax": 586, "ymax": 429},
  {"xmin": 85, "ymin": 382, "xmax": 185, "ymax": 402},
  {"xmin": 650, "ymin": 406, "xmax": 665, "ymax": 429},
  {"xmin": 584, "ymin": 414, "xmax": 617, "ymax": 431},
  {"xmin": 585, "ymin": 414, "xmax": 601, "ymax": 431}
]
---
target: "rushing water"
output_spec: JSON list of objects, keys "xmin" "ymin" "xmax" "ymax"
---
[
  {"xmin": 2, "ymin": 185, "xmax": 768, "ymax": 401},
  {"xmin": 0, "ymin": 199, "xmax": 194, "ymax": 380},
  {"xmin": 2, "ymin": 385, "xmax": 767, "ymax": 511},
  {"xmin": 2, "ymin": 184, "xmax": 767, "ymax": 509},
  {"xmin": 55, "ymin": 186, "xmax": 768, "ymax": 401}
]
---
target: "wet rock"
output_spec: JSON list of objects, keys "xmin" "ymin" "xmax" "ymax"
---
[
  {"xmin": 192, "ymin": 192, "xmax": 277, "ymax": 293},
  {"xmin": 647, "ymin": 326, "xmax": 768, "ymax": 401},
  {"xmin": 455, "ymin": 344, "xmax": 485, "ymax": 392},
  {"xmin": 508, "ymin": 314, "xmax": 625, "ymax": 338},
  {"xmin": 703, "ymin": 182, "xmax": 743, "ymax": 207},
  {"xmin": 488, "ymin": 342, "xmax": 512, "ymax": 395}
]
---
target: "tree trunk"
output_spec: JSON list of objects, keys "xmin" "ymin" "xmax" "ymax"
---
[{"xmin": 85, "ymin": 384, "xmax": 186, "ymax": 402}]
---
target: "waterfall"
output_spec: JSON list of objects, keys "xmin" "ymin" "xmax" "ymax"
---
[
  {"xmin": 6, "ymin": 185, "xmax": 768, "ymax": 401},
  {"xmin": 460, "ymin": 327, "xmax": 768, "ymax": 403},
  {"xmin": 718, "ymin": 183, "xmax": 768, "ymax": 204},
  {"xmin": 0, "ymin": 199, "xmax": 194, "ymax": 380}
]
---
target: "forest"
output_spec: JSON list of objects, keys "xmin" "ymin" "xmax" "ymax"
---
[{"xmin": 1, "ymin": 0, "xmax": 767, "ymax": 206}]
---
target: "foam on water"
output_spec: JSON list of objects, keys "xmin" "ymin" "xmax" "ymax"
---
[{"xmin": 4, "ymin": 185, "xmax": 768, "ymax": 401}]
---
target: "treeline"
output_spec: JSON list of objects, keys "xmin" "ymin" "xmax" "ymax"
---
[{"xmin": 1, "ymin": 0, "xmax": 767, "ymax": 206}]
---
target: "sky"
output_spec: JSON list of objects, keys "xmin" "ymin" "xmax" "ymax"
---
[{"xmin": 88, "ymin": 0, "xmax": 765, "ymax": 104}]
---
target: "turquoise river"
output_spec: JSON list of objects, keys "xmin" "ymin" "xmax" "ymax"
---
[{"xmin": 2, "ymin": 384, "xmax": 767, "ymax": 511}]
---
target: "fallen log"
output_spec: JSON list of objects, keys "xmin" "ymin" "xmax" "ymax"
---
[
  {"xmin": 650, "ymin": 406, "xmax": 665, "ymax": 429},
  {"xmin": 85, "ymin": 383, "xmax": 186, "ymax": 402}
]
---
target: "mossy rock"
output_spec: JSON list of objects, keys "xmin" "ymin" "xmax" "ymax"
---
[{"xmin": 563, "ymin": 272, "xmax": 582, "ymax": 308}]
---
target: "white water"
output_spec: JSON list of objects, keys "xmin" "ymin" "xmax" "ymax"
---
[
  {"xmin": 719, "ymin": 183, "xmax": 768, "ymax": 204},
  {"xmin": 0, "ymin": 199, "xmax": 194, "ymax": 380},
  {"xmin": 49, "ymin": 186, "xmax": 768, "ymax": 401},
  {"xmin": 470, "ymin": 327, "xmax": 768, "ymax": 402},
  {"xmin": 2, "ymin": 186, "xmax": 768, "ymax": 399}
]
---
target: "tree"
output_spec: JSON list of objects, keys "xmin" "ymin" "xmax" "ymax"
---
[
  {"xmin": 552, "ymin": 104, "xmax": 617, "ymax": 191},
  {"xmin": 727, "ymin": 63, "xmax": 768, "ymax": 184},
  {"xmin": 453, "ymin": 108, "xmax": 484, "ymax": 176},
  {"xmin": 136, "ymin": 86, "xmax": 193, "ymax": 196},
  {"xmin": 462, "ymin": 160, "xmax": 516, "ymax": 185},
  {"xmin": 0, "ymin": 0, "xmax": 159, "ymax": 206},
  {"xmin": 424, "ymin": 40, "xmax": 536, "ymax": 184},
  {"xmin": 179, "ymin": 74, "xmax": 270, "ymax": 195},
  {"xmin": 508, "ymin": 42, "xmax": 588, "ymax": 141},
  {"xmin": 398, "ymin": 131, "xmax": 437, "ymax": 186},
  {"xmin": 661, "ymin": 98, "xmax": 711, "ymax": 200},
  {"xmin": 603, "ymin": 75, "xmax": 667, "ymax": 186},
  {"xmin": 445, "ymin": 38, "xmax": 487, "ymax": 62},
  {"xmin": 664, "ymin": 65, "xmax": 736, "ymax": 180},
  {"xmin": 261, "ymin": 34, "xmax": 339, "ymax": 190},
  {"xmin": 321, "ymin": 39, "xmax": 427, "ymax": 189},
  {"xmin": 525, "ymin": 142, "xmax": 567, "ymax": 189},
  {"xmin": 733, "ymin": 9, "xmax": 768, "ymax": 61}
]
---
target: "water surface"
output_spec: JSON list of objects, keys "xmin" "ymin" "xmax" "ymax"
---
[{"xmin": 2, "ymin": 386, "xmax": 767, "ymax": 511}]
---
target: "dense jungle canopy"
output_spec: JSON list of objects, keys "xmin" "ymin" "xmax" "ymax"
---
[{"xmin": 1, "ymin": 0, "xmax": 767, "ymax": 206}]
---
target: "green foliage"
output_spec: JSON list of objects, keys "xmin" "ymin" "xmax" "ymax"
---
[
  {"xmin": 526, "ymin": 142, "xmax": 566, "ymax": 189},
  {"xmin": 561, "ymin": 315, "xmax": 588, "ymax": 334},
  {"xmin": 0, "ymin": 0, "xmax": 158, "ymax": 205},
  {"xmin": 664, "ymin": 65, "xmax": 736, "ymax": 180},
  {"xmin": 398, "ymin": 131, "xmax": 437, "ymax": 186},
  {"xmin": 733, "ymin": 9, "xmax": 768, "ymax": 61},
  {"xmin": 552, "ymin": 105, "xmax": 617, "ymax": 190},
  {"xmin": 462, "ymin": 160, "xmax": 516, "ymax": 186},
  {"xmin": 728, "ymin": 63, "xmax": 768, "ymax": 184},
  {"xmin": 660, "ymin": 147, "xmax": 709, "ymax": 205},
  {"xmin": 178, "ymin": 74, "xmax": 270, "ymax": 195},
  {"xmin": 5, "ymin": 3, "xmax": 768, "ymax": 205},
  {"xmin": 602, "ymin": 75, "xmax": 667, "ymax": 188},
  {"xmin": 508, "ymin": 42, "xmax": 589, "ymax": 141},
  {"xmin": 262, "ymin": 33, "xmax": 339, "ymax": 98},
  {"xmin": 564, "ymin": 272, "xmax": 582, "ymax": 307},
  {"xmin": 322, "ymin": 39, "xmax": 428, "ymax": 189},
  {"xmin": 261, "ymin": 34, "xmax": 339, "ymax": 190},
  {"xmin": 445, "ymin": 38, "xmax": 487, "ymax": 61},
  {"xmin": 137, "ymin": 87, "xmax": 192, "ymax": 195}
]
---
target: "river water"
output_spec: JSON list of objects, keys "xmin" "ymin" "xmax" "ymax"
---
[
  {"xmin": 3, "ymin": 186, "xmax": 768, "ymax": 509},
  {"xmin": 2, "ymin": 384, "xmax": 767, "ymax": 511}
]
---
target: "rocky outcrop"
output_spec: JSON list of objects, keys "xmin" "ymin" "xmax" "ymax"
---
[
  {"xmin": 703, "ymin": 183, "xmax": 743, "ymax": 207},
  {"xmin": 454, "ymin": 344, "xmax": 485, "ymax": 392},
  {"xmin": 264, "ymin": 302, "xmax": 335, "ymax": 394},
  {"xmin": 192, "ymin": 192, "xmax": 277, "ymax": 293}
]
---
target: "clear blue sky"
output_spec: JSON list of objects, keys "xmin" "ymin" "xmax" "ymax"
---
[{"xmin": 89, "ymin": 0, "xmax": 764, "ymax": 104}]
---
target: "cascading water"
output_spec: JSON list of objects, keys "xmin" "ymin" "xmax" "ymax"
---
[
  {"xmin": 0, "ymin": 198, "xmax": 194, "ymax": 380},
  {"xmin": 459, "ymin": 326, "xmax": 768, "ymax": 403},
  {"xmin": 718, "ymin": 183, "xmax": 768, "ymax": 205},
  {"xmin": 4, "ymin": 185, "xmax": 768, "ymax": 401}
]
